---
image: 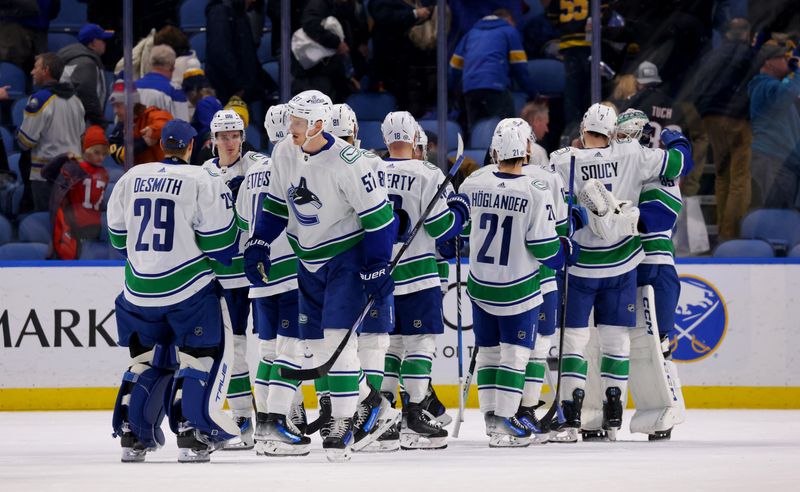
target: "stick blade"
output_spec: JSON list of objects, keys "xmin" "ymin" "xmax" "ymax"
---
[{"xmin": 456, "ymin": 132, "xmax": 464, "ymax": 160}]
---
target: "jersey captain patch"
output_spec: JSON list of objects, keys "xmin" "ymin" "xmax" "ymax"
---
[{"xmin": 288, "ymin": 177, "xmax": 323, "ymax": 226}]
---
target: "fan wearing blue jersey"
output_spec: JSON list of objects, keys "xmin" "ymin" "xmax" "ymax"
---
[
  {"xmin": 108, "ymin": 120, "xmax": 242, "ymax": 463},
  {"xmin": 243, "ymin": 90, "xmax": 396, "ymax": 462}
]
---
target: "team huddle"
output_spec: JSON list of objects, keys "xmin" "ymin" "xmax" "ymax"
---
[{"xmin": 106, "ymin": 88, "xmax": 693, "ymax": 463}]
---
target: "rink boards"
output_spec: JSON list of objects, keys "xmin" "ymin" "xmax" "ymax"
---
[{"xmin": 1, "ymin": 259, "xmax": 799, "ymax": 410}]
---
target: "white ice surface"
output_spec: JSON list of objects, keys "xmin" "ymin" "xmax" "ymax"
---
[{"xmin": 1, "ymin": 410, "xmax": 798, "ymax": 492}]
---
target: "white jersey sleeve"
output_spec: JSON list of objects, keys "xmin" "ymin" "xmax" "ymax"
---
[
  {"xmin": 522, "ymin": 164, "xmax": 567, "ymax": 294},
  {"xmin": 639, "ymin": 175, "xmax": 682, "ymax": 266}
]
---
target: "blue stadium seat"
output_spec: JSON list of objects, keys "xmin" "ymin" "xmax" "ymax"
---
[
  {"xmin": 7, "ymin": 153, "xmax": 20, "ymax": 182},
  {"xmin": 469, "ymin": 118, "xmax": 501, "ymax": 149},
  {"xmin": 12, "ymin": 96, "xmax": 26, "ymax": 128},
  {"xmin": 418, "ymin": 120, "xmax": 463, "ymax": 152},
  {"xmin": 0, "ymin": 214, "xmax": 12, "ymax": 245},
  {"xmin": 0, "ymin": 127, "xmax": 14, "ymax": 152},
  {"xmin": 49, "ymin": 0, "xmax": 87, "ymax": 33},
  {"xmin": 18, "ymin": 212, "xmax": 51, "ymax": 243},
  {"xmin": 80, "ymin": 241, "xmax": 113, "ymax": 260},
  {"xmin": 245, "ymin": 125, "xmax": 262, "ymax": 150},
  {"xmin": 789, "ymin": 243, "xmax": 800, "ymax": 258},
  {"xmin": 257, "ymin": 32, "xmax": 273, "ymax": 64},
  {"xmin": 189, "ymin": 32, "xmax": 206, "ymax": 63},
  {"xmin": 48, "ymin": 33, "xmax": 79, "ymax": 53},
  {"xmin": 262, "ymin": 61, "xmax": 279, "ymax": 83},
  {"xmin": 740, "ymin": 209, "xmax": 800, "ymax": 252},
  {"xmin": 358, "ymin": 121, "xmax": 386, "ymax": 151},
  {"xmin": 180, "ymin": 0, "xmax": 209, "ymax": 32},
  {"xmin": 104, "ymin": 102, "xmax": 115, "ymax": 125},
  {"xmin": 346, "ymin": 93, "xmax": 397, "ymax": 122},
  {"xmin": 0, "ymin": 62, "xmax": 26, "ymax": 99},
  {"xmin": 0, "ymin": 242, "xmax": 49, "ymax": 260},
  {"xmin": 713, "ymin": 239, "xmax": 775, "ymax": 258},
  {"xmin": 527, "ymin": 59, "xmax": 565, "ymax": 96}
]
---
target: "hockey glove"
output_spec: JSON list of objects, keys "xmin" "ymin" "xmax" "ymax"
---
[
  {"xmin": 227, "ymin": 175, "xmax": 245, "ymax": 200},
  {"xmin": 570, "ymin": 204, "xmax": 589, "ymax": 235},
  {"xmin": 446, "ymin": 192, "xmax": 471, "ymax": 223},
  {"xmin": 559, "ymin": 237, "xmax": 581, "ymax": 266},
  {"xmin": 437, "ymin": 236, "xmax": 458, "ymax": 260},
  {"xmin": 660, "ymin": 128, "xmax": 690, "ymax": 151},
  {"xmin": 640, "ymin": 123, "xmax": 655, "ymax": 147},
  {"xmin": 360, "ymin": 262, "xmax": 394, "ymax": 301},
  {"xmin": 243, "ymin": 238, "xmax": 271, "ymax": 287}
]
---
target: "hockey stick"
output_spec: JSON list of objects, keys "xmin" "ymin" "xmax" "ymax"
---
[
  {"xmin": 281, "ymin": 135, "xmax": 467, "ymax": 380},
  {"xmin": 540, "ymin": 151, "xmax": 576, "ymax": 427},
  {"xmin": 453, "ymin": 345, "xmax": 478, "ymax": 438},
  {"xmin": 455, "ymin": 236, "xmax": 464, "ymax": 424}
]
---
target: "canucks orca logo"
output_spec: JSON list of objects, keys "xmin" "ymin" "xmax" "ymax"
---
[
  {"xmin": 671, "ymin": 275, "xmax": 727, "ymax": 362},
  {"xmin": 288, "ymin": 177, "xmax": 322, "ymax": 226}
]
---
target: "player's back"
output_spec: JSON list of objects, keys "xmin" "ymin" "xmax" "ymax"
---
[
  {"xmin": 384, "ymin": 157, "xmax": 451, "ymax": 294},
  {"xmin": 107, "ymin": 162, "xmax": 237, "ymax": 306}
]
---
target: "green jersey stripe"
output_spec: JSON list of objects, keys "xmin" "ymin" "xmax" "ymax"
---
[
  {"xmin": 392, "ymin": 256, "xmax": 438, "ymax": 283},
  {"xmin": 125, "ymin": 257, "xmax": 212, "ymax": 295},
  {"xmin": 664, "ymin": 148, "xmax": 684, "ymax": 180},
  {"xmin": 262, "ymin": 196, "xmax": 289, "ymax": 218},
  {"xmin": 527, "ymin": 238, "xmax": 561, "ymax": 261},
  {"xmin": 195, "ymin": 220, "xmax": 238, "ymax": 252},
  {"xmin": 210, "ymin": 256, "xmax": 244, "ymax": 276},
  {"xmin": 642, "ymin": 237, "xmax": 675, "ymax": 256},
  {"xmin": 287, "ymin": 232, "xmax": 363, "ymax": 263},
  {"xmin": 423, "ymin": 210, "xmax": 455, "ymax": 239},
  {"xmin": 539, "ymin": 265, "xmax": 556, "ymax": 281},
  {"xmin": 467, "ymin": 273, "xmax": 540, "ymax": 304},
  {"xmin": 577, "ymin": 236, "xmax": 641, "ymax": 266},
  {"xmin": 639, "ymin": 188, "xmax": 682, "ymax": 215},
  {"xmin": 235, "ymin": 213, "xmax": 250, "ymax": 231},
  {"xmin": 108, "ymin": 230, "xmax": 127, "ymax": 249},
  {"xmin": 360, "ymin": 201, "xmax": 394, "ymax": 232}
]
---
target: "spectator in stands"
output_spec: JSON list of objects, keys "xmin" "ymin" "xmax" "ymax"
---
[
  {"xmin": 521, "ymin": 100, "xmax": 550, "ymax": 167},
  {"xmin": 107, "ymin": 80, "xmax": 172, "ymax": 166},
  {"xmin": 692, "ymin": 18, "xmax": 755, "ymax": 240},
  {"xmin": 17, "ymin": 52, "xmax": 85, "ymax": 212},
  {"xmin": 135, "ymin": 45, "xmax": 189, "ymax": 120},
  {"xmin": 41, "ymin": 125, "xmax": 109, "ymax": 259},
  {"xmin": 609, "ymin": 74, "xmax": 637, "ymax": 109},
  {"xmin": 448, "ymin": 9, "xmax": 537, "ymax": 128},
  {"xmin": 152, "ymin": 25, "xmax": 201, "ymax": 87},
  {"xmin": 58, "ymin": 23, "xmax": 114, "ymax": 126},
  {"xmin": 748, "ymin": 42, "xmax": 800, "ymax": 209},
  {"xmin": 205, "ymin": 0, "xmax": 267, "ymax": 105},
  {"xmin": 0, "ymin": 0, "xmax": 59, "ymax": 72},
  {"xmin": 182, "ymin": 69, "xmax": 221, "ymax": 130}
]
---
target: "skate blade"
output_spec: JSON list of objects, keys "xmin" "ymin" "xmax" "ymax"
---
[
  {"xmin": 548, "ymin": 428, "xmax": 578, "ymax": 443},
  {"xmin": 400, "ymin": 433, "xmax": 447, "ymax": 450},
  {"xmin": 352, "ymin": 407, "xmax": 401, "ymax": 452},
  {"xmin": 605, "ymin": 427, "xmax": 619, "ymax": 442},
  {"xmin": 222, "ymin": 438, "xmax": 255, "ymax": 451},
  {"xmin": 325, "ymin": 447, "xmax": 353, "ymax": 462},
  {"xmin": 178, "ymin": 449, "xmax": 211, "ymax": 463},
  {"xmin": 121, "ymin": 448, "xmax": 147, "ymax": 463},
  {"xmin": 259, "ymin": 440, "xmax": 310, "ymax": 457},
  {"xmin": 423, "ymin": 408, "xmax": 454, "ymax": 427},
  {"xmin": 488, "ymin": 433, "xmax": 531, "ymax": 448},
  {"xmin": 530, "ymin": 433, "xmax": 550, "ymax": 444},
  {"xmin": 359, "ymin": 439, "xmax": 400, "ymax": 453}
]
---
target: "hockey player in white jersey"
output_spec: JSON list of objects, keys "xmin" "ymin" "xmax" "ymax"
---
[
  {"xmin": 616, "ymin": 109, "xmax": 686, "ymax": 441},
  {"xmin": 108, "ymin": 120, "xmax": 241, "ymax": 463},
  {"xmin": 549, "ymin": 103, "xmax": 692, "ymax": 442},
  {"xmin": 201, "ymin": 109, "xmax": 264, "ymax": 450},
  {"xmin": 243, "ymin": 90, "xmax": 396, "ymax": 461},
  {"xmin": 236, "ymin": 104, "xmax": 312, "ymax": 456},
  {"xmin": 460, "ymin": 122, "xmax": 579, "ymax": 447},
  {"xmin": 377, "ymin": 111, "xmax": 471, "ymax": 450}
]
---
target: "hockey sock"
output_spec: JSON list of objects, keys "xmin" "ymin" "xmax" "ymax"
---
[
  {"xmin": 358, "ymin": 333, "xmax": 390, "ymax": 391},
  {"xmin": 495, "ymin": 343, "xmax": 529, "ymax": 418},
  {"xmin": 598, "ymin": 325, "xmax": 631, "ymax": 404},
  {"xmin": 560, "ymin": 328, "xmax": 591, "ymax": 402},
  {"xmin": 314, "ymin": 376, "xmax": 329, "ymax": 399},
  {"xmin": 380, "ymin": 335, "xmax": 403, "ymax": 398},
  {"xmin": 521, "ymin": 335, "xmax": 552, "ymax": 407},
  {"xmin": 399, "ymin": 334, "xmax": 435, "ymax": 404},
  {"xmin": 227, "ymin": 334, "xmax": 253, "ymax": 417},
  {"xmin": 310, "ymin": 329, "xmax": 360, "ymax": 418},
  {"xmin": 254, "ymin": 339, "xmax": 276, "ymax": 414},
  {"xmin": 476, "ymin": 345, "xmax": 501, "ymax": 415},
  {"xmin": 267, "ymin": 336, "xmax": 305, "ymax": 416}
]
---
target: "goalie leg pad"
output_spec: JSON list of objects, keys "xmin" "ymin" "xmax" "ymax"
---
[
  {"xmin": 112, "ymin": 343, "xmax": 179, "ymax": 450},
  {"xmin": 227, "ymin": 334, "xmax": 253, "ymax": 416}
]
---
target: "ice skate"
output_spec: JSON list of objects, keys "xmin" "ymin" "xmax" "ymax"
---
[
  {"xmin": 549, "ymin": 389, "xmax": 584, "ymax": 444},
  {"xmin": 118, "ymin": 423, "xmax": 155, "ymax": 463},
  {"xmin": 516, "ymin": 402, "xmax": 549, "ymax": 444},
  {"xmin": 176, "ymin": 427, "xmax": 221, "ymax": 463},
  {"xmin": 353, "ymin": 388, "xmax": 401, "ymax": 452},
  {"xmin": 401, "ymin": 402, "xmax": 447, "ymax": 450},
  {"xmin": 222, "ymin": 415, "xmax": 254, "ymax": 450},
  {"xmin": 421, "ymin": 383, "xmax": 453, "ymax": 427},
  {"xmin": 649, "ymin": 428, "xmax": 672, "ymax": 441},
  {"xmin": 602, "ymin": 387, "xmax": 623, "ymax": 442},
  {"xmin": 258, "ymin": 413, "xmax": 311, "ymax": 456},
  {"xmin": 361, "ymin": 392, "xmax": 401, "ymax": 453},
  {"xmin": 323, "ymin": 417, "xmax": 354, "ymax": 462},
  {"xmin": 290, "ymin": 402, "xmax": 308, "ymax": 435},
  {"xmin": 581, "ymin": 429, "xmax": 609, "ymax": 442},
  {"xmin": 487, "ymin": 413, "xmax": 532, "ymax": 448}
]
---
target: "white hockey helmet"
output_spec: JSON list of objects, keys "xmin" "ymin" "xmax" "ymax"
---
[
  {"xmin": 581, "ymin": 103, "xmax": 617, "ymax": 139},
  {"xmin": 288, "ymin": 90, "xmax": 333, "ymax": 138},
  {"xmin": 210, "ymin": 109, "xmax": 245, "ymax": 141},
  {"xmin": 328, "ymin": 103, "xmax": 358, "ymax": 139},
  {"xmin": 494, "ymin": 122, "xmax": 529, "ymax": 162},
  {"xmin": 416, "ymin": 123, "xmax": 428, "ymax": 147},
  {"xmin": 264, "ymin": 103, "xmax": 289, "ymax": 144},
  {"xmin": 381, "ymin": 111, "xmax": 417, "ymax": 146},
  {"xmin": 490, "ymin": 118, "xmax": 533, "ymax": 164},
  {"xmin": 615, "ymin": 108, "xmax": 649, "ymax": 142}
]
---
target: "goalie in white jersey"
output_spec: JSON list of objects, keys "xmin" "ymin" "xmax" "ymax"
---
[
  {"xmin": 243, "ymin": 90, "xmax": 396, "ymax": 461},
  {"xmin": 201, "ymin": 109, "xmax": 266, "ymax": 450},
  {"xmin": 376, "ymin": 111, "xmax": 470, "ymax": 451},
  {"xmin": 108, "ymin": 120, "xmax": 242, "ymax": 463},
  {"xmin": 461, "ymin": 121, "xmax": 579, "ymax": 447},
  {"xmin": 549, "ymin": 103, "xmax": 692, "ymax": 441}
]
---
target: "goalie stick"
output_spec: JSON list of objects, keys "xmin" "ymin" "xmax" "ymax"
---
[{"xmin": 281, "ymin": 135, "xmax": 468, "ymax": 380}]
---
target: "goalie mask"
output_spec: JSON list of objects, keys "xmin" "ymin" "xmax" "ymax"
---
[{"xmin": 615, "ymin": 109, "xmax": 649, "ymax": 142}]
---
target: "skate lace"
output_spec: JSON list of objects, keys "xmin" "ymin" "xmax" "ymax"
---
[
  {"xmin": 354, "ymin": 401, "xmax": 370, "ymax": 428},
  {"xmin": 289, "ymin": 405, "xmax": 305, "ymax": 428},
  {"xmin": 328, "ymin": 418, "xmax": 351, "ymax": 439}
]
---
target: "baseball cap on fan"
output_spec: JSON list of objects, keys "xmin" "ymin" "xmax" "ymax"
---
[
  {"xmin": 78, "ymin": 23, "xmax": 114, "ymax": 45},
  {"xmin": 161, "ymin": 120, "xmax": 197, "ymax": 150},
  {"xmin": 635, "ymin": 61, "xmax": 662, "ymax": 85}
]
